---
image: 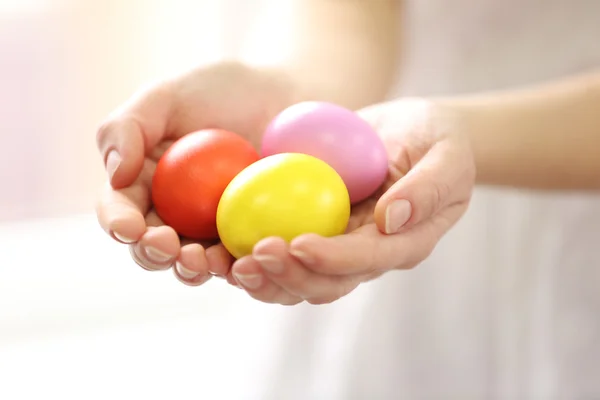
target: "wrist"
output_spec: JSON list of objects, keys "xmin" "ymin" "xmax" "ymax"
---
[{"xmin": 438, "ymin": 98, "xmax": 495, "ymax": 186}]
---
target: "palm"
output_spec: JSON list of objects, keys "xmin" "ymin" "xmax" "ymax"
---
[
  {"xmin": 346, "ymin": 176, "xmax": 395, "ymax": 233},
  {"xmin": 344, "ymin": 104, "xmax": 420, "ymax": 234},
  {"xmin": 144, "ymin": 65, "xmax": 297, "ymax": 226},
  {"xmin": 217, "ymin": 99, "xmax": 475, "ymax": 305},
  {"xmin": 148, "ymin": 64, "xmax": 296, "ymax": 211},
  {"xmin": 161, "ymin": 63, "xmax": 296, "ymax": 148},
  {"xmin": 344, "ymin": 98, "xmax": 471, "ymax": 249}
]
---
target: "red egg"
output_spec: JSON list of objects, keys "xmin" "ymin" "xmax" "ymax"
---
[{"xmin": 152, "ymin": 129, "xmax": 260, "ymax": 240}]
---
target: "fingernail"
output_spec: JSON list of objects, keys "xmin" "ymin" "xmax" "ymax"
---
[
  {"xmin": 209, "ymin": 272, "xmax": 226, "ymax": 279},
  {"xmin": 175, "ymin": 262, "xmax": 200, "ymax": 280},
  {"xmin": 129, "ymin": 245, "xmax": 170, "ymax": 271},
  {"xmin": 290, "ymin": 250, "xmax": 314, "ymax": 265},
  {"xmin": 385, "ymin": 199, "xmax": 412, "ymax": 234},
  {"xmin": 233, "ymin": 272, "xmax": 262, "ymax": 289},
  {"xmin": 254, "ymin": 255, "xmax": 283, "ymax": 274},
  {"xmin": 114, "ymin": 232, "xmax": 135, "ymax": 244},
  {"xmin": 145, "ymin": 246, "xmax": 172, "ymax": 263},
  {"xmin": 106, "ymin": 150, "xmax": 121, "ymax": 182}
]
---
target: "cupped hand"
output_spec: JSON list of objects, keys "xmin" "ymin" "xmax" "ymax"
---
[
  {"xmin": 95, "ymin": 62, "xmax": 298, "ymax": 284},
  {"xmin": 229, "ymin": 98, "xmax": 476, "ymax": 305}
]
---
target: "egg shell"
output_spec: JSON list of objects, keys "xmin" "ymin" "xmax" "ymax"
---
[
  {"xmin": 261, "ymin": 101, "xmax": 388, "ymax": 204},
  {"xmin": 216, "ymin": 153, "xmax": 350, "ymax": 259},
  {"xmin": 152, "ymin": 129, "xmax": 260, "ymax": 240}
]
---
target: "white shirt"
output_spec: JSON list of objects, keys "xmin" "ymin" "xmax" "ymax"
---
[{"xmin": 257, "ymin": 1, "xmax": 600, "ymax": 398}]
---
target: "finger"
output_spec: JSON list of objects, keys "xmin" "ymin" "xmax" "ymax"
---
[
  {"xmin": 205, "ymin": 244, "xmax": 235, "ymax": 278},
  {"xmin": 173, "ymin": 243, "xmax": 212, "ymax": 286},
  {"xmin": 374, "ymin": 139, "xmax": 474, "ymax": 234},
  {"xmin": 225, "ymin": 270, "xmax": 240, "ymax": 287},
  {"xmin": 129, "ymin": 226, "xmax": 180, "ymax": 271},
  {"xmin": 144, "ymin": 209, "xmax": 164, "ymax": 227},
  {"xmin": 144, "ymin": 208, "xmax": 220, "ymax": 281},
  {"xmin": 252, "ymin": 237, "xmax": 360, "ymax": 304},
  {"xmin": 232, "ymin": 256, "xmax": 303, "ymax": 305},
  {"xmin": 96, "ymin": 159, "xmax": 155, "ymax": 243},
  {"xmin": 147, "ymin": 209, "xmax": 217, "ymax": 248},
  {"xmin": 289, "ymin": 221, "xmax": 446, "ymax": 275},
  {"xmin": 96, "ymin": 82, "xmax": 175, "ymax": 188}
]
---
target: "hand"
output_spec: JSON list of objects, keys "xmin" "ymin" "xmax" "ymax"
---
[
  {"xmin": 95, "ymin": 62, "xmax": 298, "ymax": 285},
  {"xmin": 228, "ymin": 98, "xmax": 476, "ymax": 305}
]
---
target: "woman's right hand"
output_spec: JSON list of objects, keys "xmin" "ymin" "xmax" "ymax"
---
[{"xmin": 95, "ymin": 61, "xmax": 299, "ymax": 286}]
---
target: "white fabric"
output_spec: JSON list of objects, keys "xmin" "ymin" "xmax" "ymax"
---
[{"xmin": 257, "ymin": 1, "xmax": 600, "ymax": 399}]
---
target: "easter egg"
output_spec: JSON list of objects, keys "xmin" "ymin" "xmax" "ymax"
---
[
  {"xmin": 261, "ymin": 101, "xmax": 388, "ymax": 204},
  {"xmin": 216, "ymin": 153, "xmax": 350, "ymax": 259},
  {"xmin": 152, "ymin": 129, "xmax": 260, "ymax": 240}
]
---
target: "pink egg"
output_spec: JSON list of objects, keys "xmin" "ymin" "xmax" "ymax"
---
[{"xmin": 261, "ymin": 101, "xmax": 388, "ymax": 204}]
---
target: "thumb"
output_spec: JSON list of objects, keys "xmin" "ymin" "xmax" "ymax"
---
[
  {"xmin": 374, "ymin": 141, "xmax": 460, "ymax": 234},
  {"xmin": 96, "ymin": 83, "xmax": 174, "ymax": 189}
]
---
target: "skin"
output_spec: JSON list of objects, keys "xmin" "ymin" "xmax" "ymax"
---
[
  {"xmin": 96, "ymin": 0, "xmax": 600, "ymax": 305},
  {"xmin": 241, "ymin": 0, "xmax": 401, "ymax": 109},
  {"xmin": 229, "ymin": 99, "xmax": 475, "ymax": 305},
  {"xmin": 96, "ymin": 0, "xmax": 404, "ymax": 295},
  {"xmin": 447, "ymin": 70, "xmax": 600, "ymax": 190}
]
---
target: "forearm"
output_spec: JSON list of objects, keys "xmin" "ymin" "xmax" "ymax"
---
[
  {"xmin": 445, "ymin": 70, "xmax": 600, "ymax": 190},
  {"xmin": 240, "ymin": 0, "xmax": 401, "ymax": 109}
]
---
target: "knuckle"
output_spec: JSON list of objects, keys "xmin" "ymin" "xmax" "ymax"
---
[
  {"xmin": 362, "ymin": 256, "xmax": 380, "ymax": 275},
  {"xmin": 337, "ymin": 279, "xmax": 360, "ymax": 298},
  {"xmin": 411, "ymin": 176, "xmax": 451, "ymax": 223},
  {"xmin": 128, "ymin": 245, "xmax": 155, "ymax": 271},
  {"xmin": 422, "ymin": 232, "xmax": 439, "ymax": 259},
  {"xmin": 280, "ymin": 298, "xmax": 304, "ymax": 306},
  {"xmin": 96, "ymin": 116, "xmax": 139, "ymax": 153},
  {"xmin": 305, "ymin": 281, "xmax": 357, "ymax": 305},
  {"xmin": 247, "ymin": 291, "xmax": 276, "ymax": 304},
  {"xmin": 95, "ymin": 118, "xmax": 118, "ymax": 153},
  {"xmin": 248, "ymin": 286, "xmax": 293, "ymax": 306},
  {"xmin": 411, "ymin": 232, "xmax": 439, "ymax": 267},
  {"xmin": 374, "ymin": 239, "xmax": 400, "ymax": 272},
  {"xmin": 306, "ymin": 297, "xmax": 336, "ymax": 306},
  {"xmin": 270, "ymin": 275, "xmax": 304, "ymax": 296},
  {"xmin": 393, "ymin": 231, "xmax": 440, "ymax": 271},
  {"xmin": 405, "ymin": 260, "xmax": 425, "ymax": 271},
  {"xmin": 430, "ymin": 178, "xmax": 451, "ymax": 212}
]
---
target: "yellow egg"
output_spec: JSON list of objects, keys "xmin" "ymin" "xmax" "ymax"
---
[{"xmin": 216, "ymin": 153, "xmax": 350, "ymax": 259}]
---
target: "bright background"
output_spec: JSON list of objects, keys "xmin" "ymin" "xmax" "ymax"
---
[
  {"xmin": 0, "ymin": 1, "xmax": 281, "ymax": 399},
  {"xmin": 0, "ymin": 0, "xmax": 269, "ymax": 221}
]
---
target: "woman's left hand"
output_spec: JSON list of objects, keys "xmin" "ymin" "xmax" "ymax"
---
[{"xmin": 228, "ymin": 98, "xmax": 476, "ymax": 305}]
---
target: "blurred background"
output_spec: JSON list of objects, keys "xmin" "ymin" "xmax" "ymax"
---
[
  {"xmin": 0, "ymin": 1, "xmax": 280, "ymax": 399},
  {"xmin": 0, "ymin": 0, "xmax": 267, "ymax": 221}
]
